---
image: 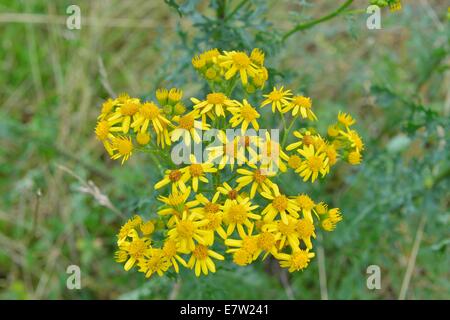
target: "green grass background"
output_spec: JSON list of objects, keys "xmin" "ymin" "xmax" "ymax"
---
[{"xmin": 0, "ymin": 0, "xmax": 449, "ymax": 299}]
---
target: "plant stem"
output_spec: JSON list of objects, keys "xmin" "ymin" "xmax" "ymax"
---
[
  {"xmin": 282, "ymin": 0, "xmax": 354, "ymax": 41},
  {"xmin": 282, "ymin": 114, "xmax": 298, "ymax": 147},
  {"xmin": 224, "ymin": 0, "xmax": 249, "ymax": 22}
]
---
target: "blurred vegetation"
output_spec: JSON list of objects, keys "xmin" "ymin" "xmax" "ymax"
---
[{"xmin": 0, "ymin": 0, "xmax": 449, "ymax": 299}]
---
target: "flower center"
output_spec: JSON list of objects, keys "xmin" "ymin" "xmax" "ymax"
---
[
  {"xmin": 121, "ymin": 101, "xmax": 139, "ymax": 116},
  {"xmin": 241, "ymin": 237, "xmax": 258, "ymax": 254},
  {"xmin": 241, "ymin": 104, "xmax": 259, "ymax": 122},
  {"xmin": 189, "ymin": 164, "xmax": 203, "ymax": 177},
  {"xmin": 228, "ymin": 204, "xmax": 248, "ymax": 224},
  {"xmin": 227, "ymin": 189, "xmax": 238, "ymax": 200},
  {"xmin": 179, "ymin": 114, "xmax": 195, "ymax": 130},
  {"xmin": 253, "ymin": 169, "xmax": 266, "ymax": 184},
  {"xmin": 293, "ymin": 96, "xmax": 311, "ymax": 108},
  {"xmin": 116, "ymin": 138, "xmax": 133, "ymax": 155},
  {"xmin": 268, "ymin": 91, "xmax": 283, "ymax": 101},
  {"xmin": 288, "ymin": 155, "xmax": 302, "ymax": 169},
  {"xmin": 291, "ymin": 250, "xmax": 310, "ymax": 270},
  {"xmin": 163, "ymin": 240, "xmax": 177, "ymax": 258},
  {"xmin": 296, "ymin": 219, "xmax": 314, "ymax": 238},
  {"xmin": 140, "ymin": 102, "xmax": 160, "ymax": 119},
  {"xmin": 272, "ymin": 195, "xmax": 288, "ymax": 212},
  {"xmin": 257, "ymin": 232, "xmax": 275, "ymax": 251},
  {"xmin": 169, "ymin": 170, "xmax": 182, "ymax": 182},
  {"xmin": 128, "ymin": 239, "xmax": 147, "ymax": 259},
  {"xmin": 192, "ymin": 245, "xmax": 208, "ymax": 260},
  {"xmin": 204, "ymin": 203, "xmax": 219, "ymax": 213},
  {"xmin": 296, "ymin": 195, "xmax": 314, "ymax": 210},
  {"xmin": 207, "ymin": 92, "xmax": 226, "ymax": 104},
  {"xmin": 176, "ymin": 220, "xmax": 195, "ymax": 238},
  {"xmin": 232, "ymin": 52, "xmax": 251, "ymax": 68},
  {"xmin": 204, "ymin": 212, "xmax": 221, "ymax": 230},
  {"xmin": 308, "ymin": 156, "xmax": 323, "ymax": 172},
  {"xmin": 233, "ymin": 249, "xmax": 251, "ymax": 266}
]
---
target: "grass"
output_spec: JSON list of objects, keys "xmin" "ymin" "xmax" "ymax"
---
[{"xmin": 0, "ymin": 0, "xmax": 449, "ymax": 299}]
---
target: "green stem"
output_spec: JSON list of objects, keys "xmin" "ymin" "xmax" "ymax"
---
[
  {"xmin": 224, "ymin": 0, "xmax": 249, "ymax": 22},
  {"xmin": 282, "ymin": 0, "xmax": 354, "ymax": 41},
  {"xmin": 282, "ymin": 114, "xmax": 299, "ymax": 147}
]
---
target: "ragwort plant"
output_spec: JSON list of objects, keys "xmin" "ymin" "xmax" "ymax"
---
[{"xmin": 94, "ymin": 47, "xmax": 364, "ymax": 279}]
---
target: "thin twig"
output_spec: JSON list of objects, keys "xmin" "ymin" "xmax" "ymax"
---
[
  {"xmin": 399, "ymin": 214, "xmax": 427, "ymax": 300},
  {"xmin": 282, "ymin": 0, "xmax": 354, "ymax": 41},
  {"xmin": 98, "ymin": 56, "xmax": 116, "ymax": 98}
]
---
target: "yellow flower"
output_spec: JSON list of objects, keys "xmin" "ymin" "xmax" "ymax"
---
[
  {"xmin": 98, "ymin": 98, "xmax": 117, "ymax": 120},
  {"xmin": 95, "ymin": 120, "xmax": 119, "ymax": 155},
  {"xmin": 187, "ymin": 244, "xmax": 224, "ymax": 276},
  {"xmin": 191, "ymin": 193, "xmax": 227, "ymax": 240},
  {"xmin": 130, "ymin": 101, "xmax": 170, "ymax": 134},
  {"xmin": 294, "ymin": 194, "xmax": 315, "ymax": 222},
  {"xmin": 215, "ymin": 182, "xmax": 243, "ymax": 201},
  {"xmin": 324, "ymin": 142, "xmax": 338, "ymax": 166},
  {"xmin": 111, "ymin": 136, "xmax": 133, "ymax": 164},
  {"xmin": 137, "ymin": 248, "xmax": 171, "ymax": 278},
  {"xmin": 156, "ymin": 120, "xmax": 172, "ymax": 148},
  {"xmin": 263, "ymin": 216, "xmax": 300, "ymax": 250},
  {"xmin": 116, "ymin": 230, "xmax": 151, "ymax": 271},
  {"xmin": 287, "ymin": 154, "xmax": 302, "ymax": 170},
  {"xmin": 180, "ymin": 155, "xmax": 218, "ymax": 192},
  {"xmin": 155, "ymin": 169, "xmax": 187, "ymax": 192},
  {"xmin": 156, "ymin": 88, "xmax": 168, "ymax": 105},
  {"xmin": 276, "ymin": 249, "xmax": 315, "ymax": 272},
  {"xmin": 206, "ymin": 131, "xmax": 247, "ymax": 170},
  {"xmin": 296, "ymin": 218, "xmax": 316, "ymax": 249},
  {"xmin": 296, "ymin": 144, "xmax": 329, "ymax": 182},
  {"xmin": 107, "ymin": 97, "xmax": 141, "ymax": 133},
  {"xmin": 337, "ymin": 111, "xmax": 356, "ymax": 127},
  {"xmin": 227, "ymin": 99, "xmax": 260, "ymax": 133},
  {"xmin": 222, "ymin": 197, "xmax": 260, "ymax": 238},
  {"xmin": 236, "ymin": 168, "xmax": 276, "ymax": 198},
  {"xmin": 168, "ymin": 210, "xmax": 213, "ymax": 252},
  {"xmin": 219, "ymin": 50, "xmax": 259, "ymax": 85},
  {"xmin": 260, "ymin": 184, "xmax": 300, "ymax": 224},
  {"xmin": 136, "ymin": 132, "xmax": 151, "ymax": 145},
  {"xmin": 168, "ymin": 88, "xmax": 183, "ymax": 104},
  {"xmin": 157, "ymin": 186, "xmax": 199, "ymax": 226},
  {"xmin": 192, "ymin": 54, "xmax": 206, "ymax": 69},
  {"xmin": 258, "ymin": 132, "xmax": 289, "ymax": 173},
  {"xmin": 117, "ymin": 215, "xmax": 142, "ymax": 243},
  {"xmin": 261, "ymin": 86, "xmax": 292, "ymax": 113},
  {"xmin": 327, "ymin": 124, "xmax": 339, "ymax": 137},
  {"xmin": 162, "ymin": 239, "xmax": 188, "ymax": 273},
  {"xmin": 225, "ymin": 227, "xmax": 261, "ymax": 264},
  {"xmin": 348, "ymin": 150, "xmax": 362, "ymax": 165},
  {"xmin": 320, "ymin": 208, "xmax": 343, "ymax": 231},
  {"xmin": 250, "ymin": 48, "xmax": 265, "ymax": 66},
  {"xmin": 171, "ymin": 111, "xmax": 209, "ymax": 146},
  {"xmin": 283, "ymin": 95, "xmax": 317, "ymax": 120},
  {"xmin": 340, "ymin": 127, "xmax": 364, "ymax": 151},
  {"xmin": 256, "ymin": 231, "xmax": 278, "ymax": 257},
  {"xmin": 286, "ymin": 130, "xmax": 316, "ymax": 151},
  {"xmin": 140, "ymin": 220, "xmax": 155, "ymax": 235},
  {"xmin": 191, "ymin": 92, "xmax": 237, "ymax": 118}
]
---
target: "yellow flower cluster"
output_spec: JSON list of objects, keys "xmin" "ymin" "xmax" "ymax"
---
[{"xmin": 95, "ymin": 48, "xmax": 365, "ymax": 278}]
